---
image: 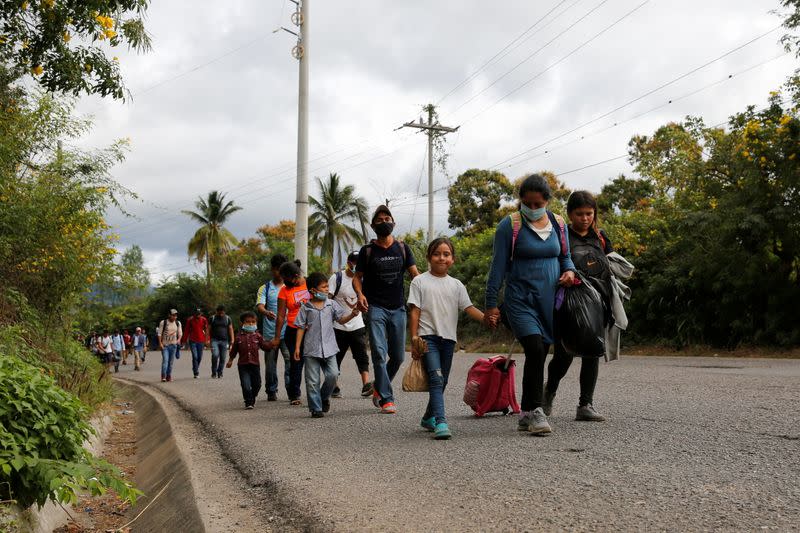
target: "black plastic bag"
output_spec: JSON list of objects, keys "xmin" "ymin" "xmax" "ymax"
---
[{"xmin": 556, "ymin": 277, "xmax": 605, "ymax": 357}]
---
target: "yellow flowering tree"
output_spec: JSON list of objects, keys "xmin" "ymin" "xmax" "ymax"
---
[{"xmin": 0, "ymin": 0, "xmax": 151, "ymax": 99}]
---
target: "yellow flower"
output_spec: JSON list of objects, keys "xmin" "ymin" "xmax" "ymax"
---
[
  {"xmin": 112, "ymin": 56, "xmax": 119, "ymax": 61},
  {"xmin": 42, "ymin": 0, "xmax": 54, "ymax": 8},
  {"xmin": 84, "ymin": 63, "xmax": 92, "ymax": 72},
  {"xmin": 104, "ymin": 29, "xmax": 117, "ymax": 39},
  {"xmin": 63, "ymin": 31, "xmax": 71, "ymax": 42},
  {"xmin": 21, "ymin": 1, "xmax": 29, "ymax": 9},
  {"xmin": 31, "ymin": 64, "xmax": 43, "ymax": 76},
  {"xmin": 709, "ymin": 198, "xmax": 718, "ymax": 209}
]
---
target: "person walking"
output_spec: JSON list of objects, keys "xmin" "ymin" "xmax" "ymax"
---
[
  {"xmin": 353, "ymin": 205, "xmax": 420, "ymax": 414},
  {"xmin": 329, "ymin": 251, "xmax": 373, "ymax": 398},
  {"xmin": 270, "ymin": 260, "xmax": 310, "ymax": 405},
  {"xmin": 184, "ymin": 308, "xmax": 209, "ymax": 379},
  {"xmin": 257, "ymin": 253, "xmax": 291, "ymax": 401},
  {"xmin": 158, "ymin": 309, "xmax": 183, "ymax": 382},
  {"xmin": 209, "ymin": 305, "xmax": 234, "ymax": 379},
  {"xmin": 485, "ymin": 174, "xmax": 576, "ymax": 435},
  {"xmin": 122, "ymin": 329, "xmax": 132, "ymax": 365},
  {"xmin": 96, "ymin": 330, "xmax": 114, "ymax": 372},
  {"xmin": 111, "ymin": 329, "xmax": 124, "ymax": 373},
  {"xmin": 408, "ymin": 238, "xmax": 488, "ymax": 440},
  {"xmin": 294, "ymin": 272, "xmax": 361, "ymax": 418},
  {"xmin": 132, "ymin": 327, "xmax": 147, "ymax": 370},
  {"xmin": 226, "ymin": 311, "xmax": 272, "ymax": 409},
  {"xmin": 545, "ymin": 191, "xmax": 613, "ymax": 422}
]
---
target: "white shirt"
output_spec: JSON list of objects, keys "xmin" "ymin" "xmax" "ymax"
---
[
  {"xmin": 526, "ymin": 218, "xmax": 553, "ymax": 241},
  {"xmin": 328, "ymin": 271, "xmax": 365, "ymax": 332},
  {"xmin": 407, "ymin": 271, "xmax": 473, "ymax": 343}
]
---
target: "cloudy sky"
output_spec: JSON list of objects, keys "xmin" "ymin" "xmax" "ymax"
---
[{"xmin": 74, "ymin": 0, "xmax": 797, "ymax": 281}]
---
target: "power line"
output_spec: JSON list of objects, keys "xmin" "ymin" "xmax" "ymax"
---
[
  {"xmin": 461, "ymin": 0, "xmax": 653, "ymax": 125},
  {"xmin": 489, "ymin": 49, "xmax": 789, "ymax": 172},
  {"xmin": 449, "ymin": 0, "xmax": 609, "ymax": 115},
  {"xmin": 436, "ymin": 0, "xmax": 574, "ymax": 105}
]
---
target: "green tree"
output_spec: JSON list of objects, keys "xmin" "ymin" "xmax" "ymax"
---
[
  {"xmin": 597, "ymin": 174, "xmax": 656, "ymax": 213},
  {"xmin": 308, "ymin": 172, "xmax": 370, "ymax": 271},
  {"xmin": 780, "ymin": 0, "xmax": 800, "ymax": 55},
  {"xmin": 447, "ymin": 169, "xmax": 514, "ymax": 235},
  {"xmin": 182, "ymin": 190, "xmax": 242, "ymax": 284},
  {"xmin": 119, "ymin": 244, "xmax": 149, "ymax": 299},
  {"xmin": 0, "ymin": 0, "xmax": 152, "ymax": 99},
  {"xmin": 618, "ymin": 80, "xmax": 800, "ymax": 347}
]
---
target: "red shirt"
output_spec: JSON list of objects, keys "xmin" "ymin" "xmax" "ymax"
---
[
  {"xmin": 184, "ymin": 315, "xmax": 208, "ymax": 343},
  {"xmin": 230, "ymin": 331, "xmax": 271, "ymax": 366},
  {"xmin": 123, "ymin": 333, "xmax": 132, "ymax": 347}
]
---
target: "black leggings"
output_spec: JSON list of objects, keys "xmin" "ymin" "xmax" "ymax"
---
[
  {"xmin": 546, "ymin": 341, "xmax": 599, "ymax": 406},
  {"xmin": 519, "ymin": 334, "xmax": 549, "ymax": 412}
]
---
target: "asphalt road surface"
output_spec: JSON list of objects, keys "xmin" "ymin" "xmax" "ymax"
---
[{"xmin": 118, "ymin": 350, "xmax": 799, "ymax": 532}]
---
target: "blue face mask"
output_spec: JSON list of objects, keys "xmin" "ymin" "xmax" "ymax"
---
[
  {"xmin": 242, "ymin": 324, "xmax": 257, "ymax": 333},
  {"xmin": 313, "ymin": 291, "xmax": 328, "ymax": 301},
  {"xmin": 520, "ymin": 204, "xmax": 546, "ymax": 222}
]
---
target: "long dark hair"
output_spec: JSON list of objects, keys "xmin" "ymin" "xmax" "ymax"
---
[{"xmin": 518, "ymin": 174, "xmax": 552, "ymax": 200}]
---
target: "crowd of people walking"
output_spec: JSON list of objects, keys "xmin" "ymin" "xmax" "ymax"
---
[{"xmin": 88, "ymin": 175, "xmax": 631, "ymax": 441}]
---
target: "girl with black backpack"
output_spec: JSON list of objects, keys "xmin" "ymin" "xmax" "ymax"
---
[{"xmin": 544, "ymin": 190, "xmax": 612, "ymax": 422}]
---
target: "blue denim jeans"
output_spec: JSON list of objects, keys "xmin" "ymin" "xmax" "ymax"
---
[
  {"xmin": 365, "ymin": 305, "xmax": 407, "ymax": 405},
  {"xmin": 237, "ymin": 364, "xmax": 261, "ymax": 406},
  {"xmin": 265, "ymin": 340, "xmax": 290, "ymax": 395},
  {"xmin": 189, "ymin": 341, "xmax": 204, "ymax": 376},
  {"xmin": 304, "ymin": 356, "xmax": 339, "ymax": 413},
  {"xmin": 161, "ymin": 344, "xmax": 179, "ymax": 379},
  {"xmin": 210, "ymin": 340, "xmax": 228, "ymax": 377},
  {"xmin": 422, "ymin": 335, "xmax": 456, "ymax": 424}
]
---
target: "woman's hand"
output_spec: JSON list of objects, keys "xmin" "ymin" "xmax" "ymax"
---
[
  {"xmin": 485, "ymin": 307, "xmax": 500, "ymax": 329},
  {"xmin": 558, "ymin": 270, "xmax": 576, "ymax": 287}
]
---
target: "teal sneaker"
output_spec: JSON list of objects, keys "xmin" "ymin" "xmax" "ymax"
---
[
  {"xmin": 420, "ymin": 416, "xmax": 436, "ymax": 431},
  {"xmin": 434, "ymin": 422, "xmax": 452, "ymax": 440}
]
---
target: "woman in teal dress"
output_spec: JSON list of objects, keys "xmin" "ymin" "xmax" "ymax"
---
[{"xmin": 485, "ymin": 174, "xmax": 576, "ymax": 435}]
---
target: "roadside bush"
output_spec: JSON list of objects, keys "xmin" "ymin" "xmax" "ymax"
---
[{"xmin": 0, "ymin": 355, "xmax": 141, "ymax": 508}]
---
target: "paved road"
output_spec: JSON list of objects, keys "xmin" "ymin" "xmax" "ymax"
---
[{"xmin": 118, "ymin": 351, "xmax": 800, "ymax": 531}]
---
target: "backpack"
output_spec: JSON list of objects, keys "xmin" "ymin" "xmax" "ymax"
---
[
  {"xmin": 509, "ymin": 211, "xmax": 567, "ymax": 260},
  {"xmin": 462, "ymin": 355, "xmax": 521, "ymax": 417},
  {"xmin": 159, "ymin": 319, "xmax": 181, "ymax": 342},
  {"xmin": 333, "ymin": 271, "xmax": 344, "ymax": 298}
]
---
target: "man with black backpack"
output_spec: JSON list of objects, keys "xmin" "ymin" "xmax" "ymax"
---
[{"xmin": 328, "ymin": 251, "xmax": 373, "ymax": 398}]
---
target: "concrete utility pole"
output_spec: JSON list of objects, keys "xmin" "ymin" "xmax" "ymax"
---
[
  {"xmin": 276, "ymin": 0, "xmax": 310, "ymax": 272},
  {"xmin": 400, "ymin": 105, "xmax": 459, "ymax": 242}
]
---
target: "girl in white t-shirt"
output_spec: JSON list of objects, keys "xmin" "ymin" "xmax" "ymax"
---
[{"xmin": 408, "ymin": 237, "xmax": 487, "ymax": 440}]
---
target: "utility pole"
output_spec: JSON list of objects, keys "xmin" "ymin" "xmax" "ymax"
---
[
  {"xmin": 399, "ymin": 105, "xmax": 459, "ymax": 242},
  {"xmin": 276, "ymin": 0, "xmax": 309, "ymax": 272}
]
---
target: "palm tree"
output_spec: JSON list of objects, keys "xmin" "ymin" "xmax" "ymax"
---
[
  {"xmin": 182, "ymin": 190, "xmax": 242, "ymax": 282},
  {"xmin": 309, "ymin": 173, "xmax": 370, "ymax": 271}
]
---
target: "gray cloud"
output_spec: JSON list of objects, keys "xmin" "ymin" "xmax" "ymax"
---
[{"xmin": 72, "ymin": 0, "xmax": 795, "ymax": 280}]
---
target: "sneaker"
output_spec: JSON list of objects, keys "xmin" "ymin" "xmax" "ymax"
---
[
  {"xmin": 434, "ymin": 422, "xmax": 452, "ymax": 440},
  {"xmin": 372, "ymin": 390, "xmax": 381, "ymax": 408},
  {"xmin": 267, "ymin": 393, "xmax": 278, "ymax": 402},
  {"xmin": 135, "ymin": 367, "xmax": 140, "ymax": 371},
  {"xmin": 527, "ymin": 407, "xmax": 552, "ymax": 435},
  {"xmin": 217, "ymin": 373, "xmax": 223, "ymax": 379},
  {"xmin": 543, "ymin": 386, "xmax": 556, "ymax": 416},
  {"xmin": 166, "ymin": 376, "xmax": 172, "ymax": 382},
  {"xmin": 161, "ymin": 377, "xmax": 166, "ymax": 382},
  {"xmin": 331, "ymin": 387, "xmax": 342, "ymax": 399},
  {"xmin": 420, "ymin": 416, "xmax": 436, "ymax": 431},
  {"xmin": 245, "ymin": 405, "xmax": 254, "ymax": 410},
  {"xmin": 290, "ymin": 399, "xmax": 301, "ymax": 406},
  {"xmin": 575, "ymin": 404, "xmax": 606, "ymax": 422},
  {"xmin": 322, "ymin": 400, "xmax": 331, "ymax": 413},
  {"xmin": 311, "ymin": 411, "xmax": 324, "ymax": 418},
  {"xmin": 193, "ymin": 374, "xmax": 198, "ymax": 379},
  {"xmin": 211, "ymin": 373, "xmax": 217, "ymax": 379},
  {"xmin": 361, "ymin": 381, "xmax": 374, "ymax": 397},
  {"xmin": 381, "ymin": 402, "xmax": 397, "ymax": 414}
]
